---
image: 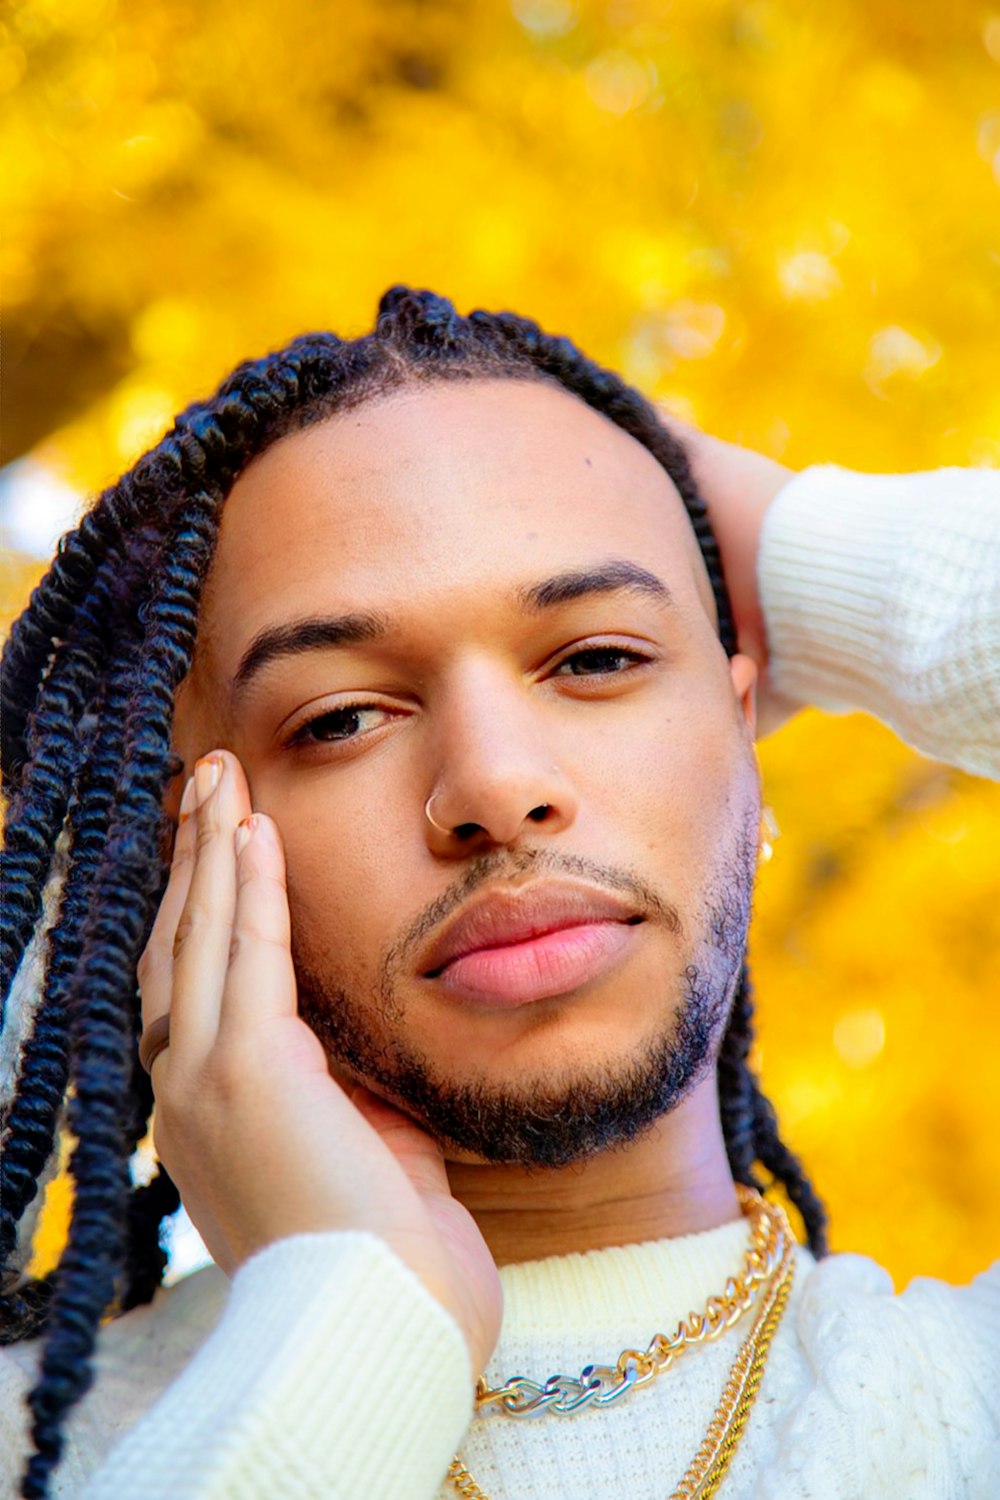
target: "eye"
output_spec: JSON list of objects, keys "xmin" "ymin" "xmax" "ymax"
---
[
  {"xmin": 552, "ymin": 645, "xmax": 651, "ymax": 677},
  {"xmin": 285, "ymin": 704, "xmax": 392, "ymax": 747}
]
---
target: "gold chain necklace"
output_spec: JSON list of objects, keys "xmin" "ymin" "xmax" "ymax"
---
[
  {"xmin": 475, "ymin": 1186, "xmax": 782, "ymax": 1419},
  {"xmin": 449, "ymin": 1191, "xmax": 796, "ymax": 1499}
]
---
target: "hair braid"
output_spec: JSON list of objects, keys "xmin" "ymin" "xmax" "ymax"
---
[
  {"xmin": 0, "ymin": 554, "xmax": 124, "ymax": 1010},
  {"xmin": 0, "ymin": 499, "xmax": 131, "ymax": 790},
  {"xmin": 2, "ymin": 289, "xmax": 826, "ymax": 1496},
  {"xmin": 11, "ymin": 367, "xmax": 338, "ymax": 1492},
  {"xmin": 719, "ymin": 964, "xmax": 829, "ymax": 1255},
  {"xmin": 119, "ymin": 1166, "xmax": 180, "ymax": 1315},
  {"xmin": 21, "ymin": 501, "xmax": 222, "ymax": 1497},
  {"xmin": 0, "ymin": 646, "xmax": 133, "ymax": 1307},
  {"xmin": 751, "ymin": 1079, "xmax": 829, "ymax": 1257},
  {"xmin": 717, "ymin": 964, "xmax": 762, "ymax": 1186}
]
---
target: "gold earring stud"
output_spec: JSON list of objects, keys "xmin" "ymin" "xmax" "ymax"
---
[{"xmin": 759, "ymin": 804, "xmax": 780, "ymax": 863}]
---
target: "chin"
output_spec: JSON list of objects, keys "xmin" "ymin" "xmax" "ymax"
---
[{"xmin": 356, "ymin": 1007, "xmax": 717, "ymax": 1171}]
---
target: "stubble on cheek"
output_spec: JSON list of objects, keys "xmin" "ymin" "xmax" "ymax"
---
[
  {"xmin": 286, "ymin": 825, "xmax": 760, "ymax": 1169},
  {"xmin": 696, "ymin": 798, "xmax": 760, "ymax": 1030},
  {"xmin": 284, "ymin": 862, "xmax": 403, "ymax": 1084}
]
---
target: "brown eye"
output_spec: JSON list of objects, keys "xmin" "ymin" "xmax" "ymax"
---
[
  {"xmin": 554, "ymin": 647, "xmax": 647, "ymax": 676},
  {"xmin": 289, "ymin": 705, "xmax": 388, "ymax": 746}
]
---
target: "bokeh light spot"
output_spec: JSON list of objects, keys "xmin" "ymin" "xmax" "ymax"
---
[
  {"xmin": 511, "ymin": 0, "xmax": 577, "ymax": 39},
  {"xmin": 833, "ymin": 1009, "xmax": 887, "ymax": 1069},
  {"xmin": 778, "ymin": 251, "xmax": 842, "ymax": 302},
  {"xmin": 865, "ymin": 326, "xmax": 941, "ymax": 389},
  {"xmin": 585, "ymin": 49, "xmax": 656, "ymax": 115}
]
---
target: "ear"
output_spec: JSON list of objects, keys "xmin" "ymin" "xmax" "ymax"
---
[{"xmin": 729, "ymin": 652, "xmax": 758, "ymax": 738}]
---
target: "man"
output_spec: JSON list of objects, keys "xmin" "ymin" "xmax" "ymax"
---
[{"xmin": 0, "ymin": 287, "xmax": 997, "ymax": 1499}]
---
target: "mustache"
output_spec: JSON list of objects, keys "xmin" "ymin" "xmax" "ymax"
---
[{"xmin": 379, "ymin": 846, "xmax": 681, "ymax": 987}]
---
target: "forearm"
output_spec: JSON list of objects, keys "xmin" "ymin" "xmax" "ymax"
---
[
  {"xmin": 759, "ymin": 464, "xmax": 1000, "ymax": 779},
  {"xmin": 80, "ymin": 1232, "xmax": 472, "ymax": 1500}
]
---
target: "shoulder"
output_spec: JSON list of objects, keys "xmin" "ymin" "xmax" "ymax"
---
[
  {"xmin": 772, "ymin": 1246, "xmax": 1000, "ymax": 1491},
  {"xmin": 2, "ymin": 1258, "xmax": 228, "ymax": 1385},
  {"xmin": 1, "ymin": 1263, "xmax": 229, "ymax": 1492},
  {"xmin": 792, "ymin": 1245, "xmax": 1000, "ymax": 1375},
  {"xmin": 793, "ymin": 1243, "xmax": 1000, "ymax": 1345}
]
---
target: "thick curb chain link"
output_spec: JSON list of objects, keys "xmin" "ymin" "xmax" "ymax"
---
[{"xmin": 474, "ymin": 1186, "xmax": 778, "ymax": 1420}]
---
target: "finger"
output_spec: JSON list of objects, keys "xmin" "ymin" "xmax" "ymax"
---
[
  {"xmin": 169, "ymin": 749, "xmax": 252, "ymax": 1060},
  {"xmin": 217, "ymin": 812, "xmax": 298, "ymax": 1037},
  {"xmin": 138, "ymin": 790, "xmax": 198, "ymax": 1035},
  {"xmin": 349, "ymin": 1086, "xmax": 451, "ymax": 1198}
]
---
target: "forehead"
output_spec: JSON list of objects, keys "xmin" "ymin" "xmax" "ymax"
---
[{"xmin": 195, "ymin": 379, "xmax": 714, "ymax": 673}]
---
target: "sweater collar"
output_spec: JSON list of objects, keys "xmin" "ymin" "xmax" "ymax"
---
[{"xmin": 493, "ymin": 1215, "xmax": 769, "ymax": 1350}]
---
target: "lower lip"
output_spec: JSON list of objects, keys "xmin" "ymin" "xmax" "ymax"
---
[{"xmin": 430, "ymin": 921, "xmax": 639, "ymax": 1007}]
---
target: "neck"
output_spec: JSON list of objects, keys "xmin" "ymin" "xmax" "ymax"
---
[{"xmin": 446, "ymin": 1074, "xmax": 742, "ymax": 1267}]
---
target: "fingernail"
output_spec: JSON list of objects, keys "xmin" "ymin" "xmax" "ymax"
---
[
  {"xmin": 179, "ymin": 776, "xmax": 197, "ymax": 823},
  {"xmin": 234, "ymin": 816, "xmax": 255, "ymax": 857},
  {"xmin": 195, "ymin": 756, "xmax": 220, "ymax": 806}
]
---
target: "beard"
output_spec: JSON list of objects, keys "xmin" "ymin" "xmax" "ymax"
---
[{"xmin": 294, "ymin": 818, "xmax": 757, "ymax": 1170}]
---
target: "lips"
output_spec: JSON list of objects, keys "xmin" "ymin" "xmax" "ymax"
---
[{"xmin": 417, "ymin": 880, "xmax": 647, "ymax": 1008}]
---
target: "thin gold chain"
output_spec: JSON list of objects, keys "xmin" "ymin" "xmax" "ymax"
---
[
  {"xmin": 448, "ymin": 1199, "xmax": 796, "ymax": 1500},
  {"xmin": 669, "ymin": 1230, "xmax": 794, "ymax": 1499}
]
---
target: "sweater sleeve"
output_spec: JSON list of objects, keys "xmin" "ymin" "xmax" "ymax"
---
[
  {"xmin": 758, "ymin": 464, "xmax": 1000, "ymax": 779},
  {"xmin": 898, "ymin": 1257, "xmax": 1000, "ymax": 1432},
  {"xmin": 1, "ymin": 1232, "xmax": 472, "ymax": 1500}
]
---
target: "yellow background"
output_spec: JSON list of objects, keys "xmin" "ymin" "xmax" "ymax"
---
[{"xmin": 3, "ymin": 0, "xmax": 999, "ymax": 1287}]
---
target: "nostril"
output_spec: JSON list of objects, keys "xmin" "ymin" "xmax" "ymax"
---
[
  {"xmin": 527, "ymin": 804, "xmax": 551, "ymax": 822},
  {"xmin": 454, "ymin": 822, "xmax": 482, "ymax": 841}
]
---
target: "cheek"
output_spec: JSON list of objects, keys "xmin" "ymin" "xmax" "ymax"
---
[
  {"xmin": 278, "ymin": 798, "xmax": 413, "ymax": 984},
  {"xmin": 600, "ymin": 685, "xmax": 747, "ymax": 812},
  {"xmin": 596, "ymin": 687, "xmax": 756, "ymax": 882}
]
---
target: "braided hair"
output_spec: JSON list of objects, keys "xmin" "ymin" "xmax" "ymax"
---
[{"xmin": 1, "ymin": 286, "xmax": 828, "ymax": 1497}]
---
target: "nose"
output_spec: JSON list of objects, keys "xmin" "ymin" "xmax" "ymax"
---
[{"xmin": 423, "ymin": 667, "xmax": 579, "ymax": 854}]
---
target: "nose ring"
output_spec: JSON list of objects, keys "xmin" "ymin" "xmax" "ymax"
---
[
  {"xmin": 425, "ymin": 795, "xmax": 452, "ymax": 834},
  {"xmin": 426, "ymin": 767, "xmax": 562, "ymax": 834}
]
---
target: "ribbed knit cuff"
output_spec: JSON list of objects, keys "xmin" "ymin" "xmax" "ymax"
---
[
  {"xmin": 759, "ymin": 464, "xmax": 906, "ymax": 717},
  {"xmin": 758, "ymin": 462, "xmax": 1000, "ymax": 777},
  {"xmin": 83, "ymin": 1232, "xmax": 473, "ymax": 1500}
]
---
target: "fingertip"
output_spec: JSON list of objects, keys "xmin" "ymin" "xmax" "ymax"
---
[
  {"xmin": 250, "ymin": 816, "xmax": 277, "ymax": 852},
  {"xmin": 234, "ymin": 812, "xmax": 283, "ymax": 857},
  {"xmin": 253, "ymin": 812, "xmax": 283, "ymax": 847}
]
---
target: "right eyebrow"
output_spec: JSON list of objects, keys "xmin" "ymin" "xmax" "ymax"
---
[{"xmin": 230, "ymin": 610, "xmax": 389, "ymax": 706}]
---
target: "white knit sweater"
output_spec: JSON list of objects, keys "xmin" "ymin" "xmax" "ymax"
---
[{"xmin": 2, "ymin": 464, "xmax": 998, "ymax": 1500}]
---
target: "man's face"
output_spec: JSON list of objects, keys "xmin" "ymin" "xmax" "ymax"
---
[{"xmin": 172, "ymin": 379, "xmax": 760, "ymax": 1166}]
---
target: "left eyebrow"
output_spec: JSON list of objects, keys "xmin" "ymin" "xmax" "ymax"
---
[{"xmin": 516, "ymin": 559, "xmax": 675, "ymax": 612}]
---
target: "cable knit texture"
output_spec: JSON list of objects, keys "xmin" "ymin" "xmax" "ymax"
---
[{"xmin": 2, "ymin": 464, "xmax": 998, "ymax": 1497}]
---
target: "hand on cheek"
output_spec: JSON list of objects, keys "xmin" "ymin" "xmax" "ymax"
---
[{"xmin": 138, "ymin": 749, "xmax": 502, "ymax": 1377}]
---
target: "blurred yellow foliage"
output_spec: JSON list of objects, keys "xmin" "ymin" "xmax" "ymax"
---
[{"xmin": 3, "ymin": 0, "xmax": 998, "ymax": 1288}]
